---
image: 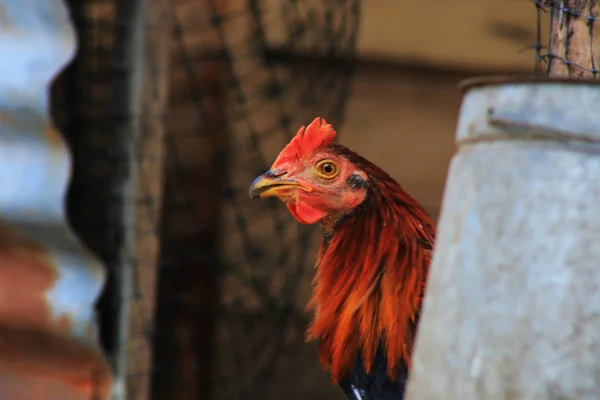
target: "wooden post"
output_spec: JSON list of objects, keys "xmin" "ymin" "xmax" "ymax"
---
[
  {"xmin": 151, "ymin": 63, "xmax": 226, "ymax": 400},
  {"xmin": 406, "ymin": 77, "xmax": 600, "ymax": 399},
  {"xmin": 0, "ymin": 0, "xmax": 111, "ymax": 398},
  {"xmin": 150, "ymin": 1, "xmax": 227, "ymax": 397},
  {"xmin": 546, "ymin": 0, "xmax": 600, "ymax": 78},
  {"xmin": 120, "ymin": 0, "xmax": 171, "ymax": 399}
]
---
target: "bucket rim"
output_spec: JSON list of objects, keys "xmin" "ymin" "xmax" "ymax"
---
[{"xmin": 459, "ymin": 75, "xmax": 600, "ymax": 92}]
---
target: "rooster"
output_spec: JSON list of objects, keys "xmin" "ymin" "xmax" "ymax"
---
[{"xmin": 249, "ymin": 117, "xmax": 435, "ymax": 399}]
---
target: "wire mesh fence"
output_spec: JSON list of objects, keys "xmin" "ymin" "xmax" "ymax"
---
[
  {"xmin": 52, "ymin": 0, "xmax": 360, "ymax": 399},
  {"xmin": 534, "ymin": 0, "xmax": 600, "ymax": 78}
]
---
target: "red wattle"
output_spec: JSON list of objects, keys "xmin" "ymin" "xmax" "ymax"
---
[{"xmin": 287, "ymin": 202, "xmax": 327, "ymax": 224}]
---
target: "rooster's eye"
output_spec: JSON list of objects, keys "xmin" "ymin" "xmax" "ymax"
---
[{"xmin": 315, "ymin": 159, "xmax": 339, "ymax": 179}]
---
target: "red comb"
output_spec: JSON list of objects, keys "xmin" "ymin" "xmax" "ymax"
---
[{"xmin": 272, "ymin": 117, "xmax": 337, "ymax": 167}]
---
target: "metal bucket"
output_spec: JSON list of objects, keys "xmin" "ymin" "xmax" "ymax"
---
[{"xmin": 407, "ymin": 76, "xmax": 600, "ymax": 400}]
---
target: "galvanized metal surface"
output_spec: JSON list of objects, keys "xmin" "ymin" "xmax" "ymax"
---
[
  {"xmin": 0, "ymin": 0, "xmax": 111, "ymax": 398},
  {"xmin": 406, "ymin": 79, "xmax": 600, "ymax": 400}
]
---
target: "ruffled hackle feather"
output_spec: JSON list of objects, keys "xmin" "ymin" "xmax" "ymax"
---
[{"xmin": 305, "ymin": 144, "xmax": 435, "ymax": 384}]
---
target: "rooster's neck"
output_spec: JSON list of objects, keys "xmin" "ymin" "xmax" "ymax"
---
[
  {"xmin": 307, "ymin": 167, "xmax": 435, "ymax": 385},
  {"xmin": 320, "ymin": 211, "xmax": 353, "ymax": 240}
]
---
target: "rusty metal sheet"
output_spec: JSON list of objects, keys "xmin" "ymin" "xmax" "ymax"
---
[{"xmin": 0, "ymin": 0, "xmax": 112, "ymax": 398}]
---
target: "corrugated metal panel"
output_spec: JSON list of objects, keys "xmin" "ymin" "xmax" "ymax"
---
[{"xmin": 0, "ymin": 1, "xmax": 112, "ymax": 398}]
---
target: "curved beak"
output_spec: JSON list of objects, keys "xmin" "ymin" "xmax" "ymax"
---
[{"xmin": 249, "ymin": 170, "xmax": 311, "ymax": 200}]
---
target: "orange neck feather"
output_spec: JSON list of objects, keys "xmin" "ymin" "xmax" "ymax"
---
[{"xmin": 305, "ymin": 146, "xmax": 435, "ymax": 384}]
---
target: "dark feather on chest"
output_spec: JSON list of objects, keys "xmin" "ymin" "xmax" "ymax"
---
[{"xmin": 337, "ymin": 346, "xmax": 409, "ymax": 400}]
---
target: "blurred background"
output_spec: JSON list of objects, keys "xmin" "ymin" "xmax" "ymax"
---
[{"xmin": 48, "ymin": 0, "xmax": 550, "ymax": 399}]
